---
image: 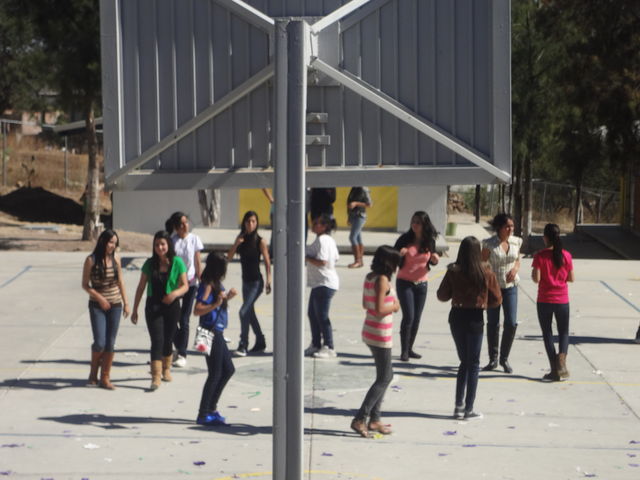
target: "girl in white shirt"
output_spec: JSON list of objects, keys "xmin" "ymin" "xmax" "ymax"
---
[
  {"xmin": 305, "ymin": 214, "xmax": 340, "ymax": 359},
  {"xmin": 166, "ymin": 212, "xmax": 204, "ymax": 368}
]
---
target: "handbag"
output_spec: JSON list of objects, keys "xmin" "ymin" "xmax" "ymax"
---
[{"xmin": 193, "ymin": 325, "xmax": 214, "ymax": 355}]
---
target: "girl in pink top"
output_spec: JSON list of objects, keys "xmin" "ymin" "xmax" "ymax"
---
[
  {"xmin": 393, "ymin": 211, "xmax": 439, "ymax": 361},
  {"xmin": 351, "ymin": 246, "xmax": 402, "ymax": 438},
  {"xmin": 532, "ymin": 223, "xmax": 575, "ymax": 381}
]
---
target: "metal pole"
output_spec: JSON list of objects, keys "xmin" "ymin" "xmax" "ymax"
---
[
  {"xmin": 64, "ymin": 136, "xmax": 69, "ymax": 191},
  {"xmin": 2, "ymin": 121, "xmax": 6, "ymax": 187},
  {"xmin": 272, "ymin": 19, "xmax": 289, "ymax": 480},
  {"xmin": 285, "ymin": 19, "xmax": 307, "ymax": 480}
]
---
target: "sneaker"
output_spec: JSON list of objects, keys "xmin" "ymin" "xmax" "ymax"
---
[
  {"xmin": 313, "ymin": 346, "xmax": 337, "ymax": 359},
  {"xmin": 453, "ymin": 405, "xmax": 465, "ymax": 420},
  {"xmin": 173, "ymin": 355, "xmax": 187, "ymax": 368},
  {"xmin": 635, "ymin": 327, "xmax": 640, "ymax": 344},
  {"xmin": 463, "ymin": 411, "xmax": 483, "ymax": 420},
  {"xmin": 196, "ymin": 411, "xmax": 227, "ymax": 426},
  {"xmin": 224, "ymin": 336, "xmax": 231, "ymax": 343},
  {"xmin": 304, "ymin": 344, "xmax": 320, "ymax": 357},
  {"xmin": 233, "ymin": 347, "xmax": 247, "ymax": 357}
]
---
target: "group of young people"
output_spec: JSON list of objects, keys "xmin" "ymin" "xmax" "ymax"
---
[
  {"xmin": 81, "ymin": 203, "xmax": 574, "ymax": 433},
  {"xmin": 350, "ymin": 213, "xmax": 575, "ymax": 437}
]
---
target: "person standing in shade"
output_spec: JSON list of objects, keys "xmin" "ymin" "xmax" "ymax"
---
[
  {"xmin": 195, "ymin": 252, "xmax": 238, "ymax": 426},
  {"xmin": 532, "ymin": 223, "xmax": 574, "ymax": 381},
  {"xmin": 82, "ymin": 229, "xmax": 129, "ymax": 390},
  {"xmin": 393, "ymin": 211, "xmax": 439, "ymax": 361},
  {"xmin": 481, "ymin": 213, "xmax": 522, "ymax": 374},
  {"xmin": 437, "ymin": 236, "xmax": 502, "ymax": 420},
  {"xmin": 165, "ymin": 212, "xmax": 203, "ymax": 368},
  {"xmin": 346, "ymin": 186, "xmax": 373, "ymax": 269},
  {"xmin": 351, "ymin": 246, "xmax": 402, "ymax": 438},
  {"xmin": 131, "ymin": 231, "xmax": 188, "ymax": 391},
  {"xmin": 305, "ymin": 214, "xmax": 340, "ymax": 359},
  {"xmin": 227, "ymin": 211, "xmax": 271, "ymax": 357},
  {"xmin": 309, "ymin": 187, "xmax": 336, "ymax": 222}
]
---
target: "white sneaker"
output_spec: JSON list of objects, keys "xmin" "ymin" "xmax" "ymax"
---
[
  {"xmin": 463, "ymin": 411, "xmax": 483, "ymax": 420},
  {"xmin": 224, "ymin": 336, "xmax": 231, "ymax": 343},
  {"xmin": 304, "ymin": 344, "xmax": 320, "ymax": 357},
  {"xmin": 173, "ymin": 355, "xmax": 187, "ymax": 368},
  {"xmin": 313, "ymin": 346, "xmax": 337, "ymax": 359}
]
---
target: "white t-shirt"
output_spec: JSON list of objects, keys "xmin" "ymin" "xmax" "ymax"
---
[
  {"xmin": 171, "ymin": 233, "xmax": 204, "ymax": 286},
  {"xmin": 306, "ymin": 234, "xmax": 339, "ymax": 290}
]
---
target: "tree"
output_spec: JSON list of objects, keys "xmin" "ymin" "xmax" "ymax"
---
[{"xmin": 12, "ymin": 0, "xmax": 102, "ymax": 240}]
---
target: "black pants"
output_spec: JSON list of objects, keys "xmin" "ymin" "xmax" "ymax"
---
[
  {"xmin": 145, "ymin": 299, "xmax": 180, "ymax": 361},
  {"xmin": 199, "ymin": 331, "xmax": 235, "ymax": 415}
]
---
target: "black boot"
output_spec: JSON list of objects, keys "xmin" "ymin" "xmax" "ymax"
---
[
  {"xmin": 499, "ymin": 324, "xmax": 517, "ymax": 374},
  {"xmin": 249, "ymin": 335, "xmax": 266, "ymax": 353},
  {"xmin": 399, "ymin": 331, "xmax": 409, "ymax": 361},
  {"xmin": 482, "ymin": 322, "xmax": 499, "ymax": 371},
  {"xmin": 408, "ymin": 329, "xmax": 422, "ymax": 359}
]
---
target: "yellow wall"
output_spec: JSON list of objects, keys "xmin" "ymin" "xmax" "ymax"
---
[{"xmin": 238, "ymin": 187, "xmax": 398, "ymax": 230}]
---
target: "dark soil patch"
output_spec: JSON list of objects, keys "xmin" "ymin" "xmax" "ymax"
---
[{"xmin": 0, "ymin": 187, "xmax": 84, "ymax": 225}]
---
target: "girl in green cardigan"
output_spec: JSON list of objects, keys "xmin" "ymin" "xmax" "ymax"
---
[{"xmin": 132, "ymin": 230, "xmax": 188, "ymax": 390}]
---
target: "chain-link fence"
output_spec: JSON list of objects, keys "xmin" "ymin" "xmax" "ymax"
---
[{"xmin": 452, "ymin": 182, "xmax": 620, "ymax": 228}]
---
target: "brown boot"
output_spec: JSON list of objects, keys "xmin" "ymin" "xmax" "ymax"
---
[
  {"xmin": 99, "ymin": 352, "xmax": 116, "ymax": 390},
  {"xmin": 557, "ymin": 353, "xmax": 569, "ymax": 379},
  {"xmin": 150, "ymin": 360, "xmax": 162, "ymax": 391},
  {"xmin": 348, "ymin": 245, "xmax": 362, "ymax": 268},
  {"xmin": 88, "ymin": 351, "xmax": 102, "ymax": 386},
  {"xmin": 162, "ymin": 355, "xmax": 173, "ymax": 382}
]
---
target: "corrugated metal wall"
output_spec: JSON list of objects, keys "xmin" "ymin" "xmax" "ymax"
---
[{"xmin": 102, "ymin": 0, "xmax": 509, "ymax": 186}]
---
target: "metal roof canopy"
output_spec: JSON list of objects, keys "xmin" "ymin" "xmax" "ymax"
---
[
  {"xmin": 99, "ymin": 2, "xmax": 511, "ymax": 479},
  {"xmin": 100, "ymin": 0, "xmax": 511, "ymax": 190}
]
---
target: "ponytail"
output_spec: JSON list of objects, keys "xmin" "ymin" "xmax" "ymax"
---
[
  {"xmin": 165, "ymin": 211, "xmax": 186, "ymax": 234},
  {"xmin": 543, "ymin": 223, "xmax": 564, "ymax": 269}
]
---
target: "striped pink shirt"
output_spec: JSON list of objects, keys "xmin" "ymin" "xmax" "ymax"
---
[{"xmin": 362, "ymin": 274, "xmax": 396, "ymax": 348}]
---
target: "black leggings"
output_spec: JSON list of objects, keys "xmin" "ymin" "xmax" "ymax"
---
[
  {"xmin": 145, "ymin": 299, "xmax": 180, "ymax": 361},
  {"xmin": 199, "ymin": 332, "xmax": 235, "ymax": 415}
]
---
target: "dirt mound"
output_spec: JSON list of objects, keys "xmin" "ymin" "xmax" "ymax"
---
[{"xmin": 0, "ymin": 187, "xmax": 84, "ymax": 225}]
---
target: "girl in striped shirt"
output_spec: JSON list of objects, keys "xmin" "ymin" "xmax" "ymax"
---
[{"xmin": 351, "ymin": 246, "xmax": 402, "ymax": 438}]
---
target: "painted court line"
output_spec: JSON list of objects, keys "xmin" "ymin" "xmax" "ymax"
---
[
  {"xmin": 0, "ymin": 265, "xmax": 32, "ymax": 289},
  {"xmin": 600, "ymin": 281, "xmax": 640, "ymax": 314}
]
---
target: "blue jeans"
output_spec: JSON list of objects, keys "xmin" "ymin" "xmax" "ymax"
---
[
  {"xmin": 308, "ymin": 286, "xmax": 336, "ymax": 349},
  {"xmin": 174, "ymin": 285, "xmax": 197, "ymax": 357},
  {"xmin": 199, "ymin": 331, "xmax": 235, "ymax": 415},
  {"xmin": 449, "ymin": 308, "xmax": 484, "ymax": 412},
  {"xmin": 356, "ymin": 345, "xmax": 393, "ymax": 422},
  {"xmin": 348, "ymin": 214, "xmax": 366, "ymax": 246},
  {"xmin": 396, "ymin": 279, "xmax": 428, "ymax": 352},
  {"xmin": 487, "ymin": 286, "xmax": 518, "ymax": 328},
  {"xmin": 89, "ymin": 302, "xmax": 122, "ymax": 352},
  {"xmin": 537, "ymin": 302, "xmax": 570, "ymax": 365},
  {"xmin": 239, "ymin": 277, "xmax": 264, "ymax": 347}
]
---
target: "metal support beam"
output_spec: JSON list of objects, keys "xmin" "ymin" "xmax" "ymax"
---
[
  {"xmin": 213, "ymin": 0, "xmax": 275, "ymax": 34},
  {"xmin": 106, "ymin": 64, "xmax": 274, "ymax": 187},
  {"xmin": 310, "ymin": 0, "xmax": 373, "ymax": 34},
  {"xmin": 311, "ymin": 58, "xmax": 511, "ymax": 182}
]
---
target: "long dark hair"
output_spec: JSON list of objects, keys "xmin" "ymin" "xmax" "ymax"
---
[
  {"xmin": 165, "ymin": 211, "xmax": 187, "ymax": 234},
  {"xmin": 91, "ymin": 229, "xmax": 119, "ymax": 280},
  {"xmin": 370, "ymin": 245, "xmax": 403, "ymax": 280},
  {"xmin": 406, "ymin": 211, "xmax": 437, "ymax": 253},
  {"xmin": 490, "ymin": 212, "xmax": 513, "ymax": 232},
  {"xmin": 455, "ymin": 236, "xmax": 486, "ymax": 290},
  {"xmin": 239, "ymin": 210, "xmax": 260, "ymax": 249},
  {"xmin": 150, "ymin": 230, "xmax": 176, "ymax": 278},
  {"xmin": 544, "ymin": 223, "xmax": 564, "ymax": 268},
  {"xmin": 201, "ymin": 252, "xmax": 228, "ymax": 310},
  {"xmin": 314, "ymin": 213, "xmax": 337, "ymax": 234}
]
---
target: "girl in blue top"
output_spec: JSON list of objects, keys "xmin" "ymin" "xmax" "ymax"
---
[{"xmin": 195, "ymin": 252, "xmax": 237, "ymax": 426}]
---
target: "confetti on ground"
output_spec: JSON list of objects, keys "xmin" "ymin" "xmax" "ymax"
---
[
  {"xmin": 462, "ymin": 444, "xmax": 477, "ymax": 448},
  {"xmin": 627, "ymin": 454, "xmax": 637, "ymax": 457},
  {"xmin": 1, "ymin": 444, "xmax": 24, "ymax": 448},
  {"xmin": 250, "ymin": 407, "xmax": 261, "ymax": 412},
  {"xmin": 245, "ymin": 391, "xmax": 261, "ymax": 398},
  {"xmin": 372, "ymin": 433, "xmax": 384, "ymax": 439},
  {"xmin": 391, "ymin": 385, "xmax": 402, "ymax": 391},
  {"xmin": 438, "ymin": 453, "xmax": 449, "ymax": 457},
  {"xmin": 83, "ymin": 443, "xmax": 100, "ymax": 449},
  {"xmin": 193, "ymin": 461, "xmax": 205, "ymax": 466},
  {"xmin": 507, "ymin": 426, "xmax": 516, "ymax": 429},
  {"xmin": 321, "ymin": 452, "xmax": 333, "ymax": 456},
  {"xmin": 443, "ymin": 431, "xmax": 457, "ymax": 436},
  {"xmin": 0, "ymin": 472, "xmax": 11, "ymax": 476},
  {"xmin": 630, "ymin": 440, "xmax": 639, "ymax": 444},
  {"xmin": 629, "ymin": 464, "xmax": 639, "ymax": 468},
  {"xmin": 507, "ymin": 399, "xmax": 516, "ymax": 402}
]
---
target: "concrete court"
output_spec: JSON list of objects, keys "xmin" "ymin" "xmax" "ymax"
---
[{"xmin": 0, "ymin": 224, "xmax": 639, "ymax": 480}]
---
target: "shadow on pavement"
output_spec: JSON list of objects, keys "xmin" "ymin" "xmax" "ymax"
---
[
  {"xmin": 1, "ymin": 377, "xmax": 148, "ymax": 391},
  {"xmin": 520, "ymin": 334, "xmax": 637, "ymax": 345},
  {"xmin": 40, "ymin": 413, "xmax": 193, "ymax": 428}
]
